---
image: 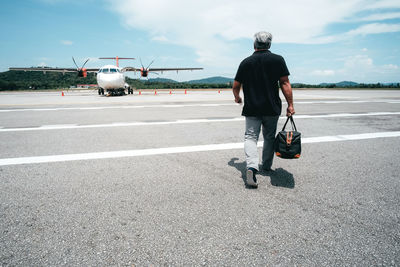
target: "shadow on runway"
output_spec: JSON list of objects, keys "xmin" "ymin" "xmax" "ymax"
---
[
  {"xmin": 228, "ymin": 158, "xmax": 295, "ymax": 189},
  {"xmin": 269, "ymin": 168, "xmax": 295, "ymax": 189},
  {"xmin": 228, "ymin": 157, "xmax": 248, "ymax": 187}
]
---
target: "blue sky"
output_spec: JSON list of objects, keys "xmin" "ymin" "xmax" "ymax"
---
[{"xmin": 1, "ymin": 0, "xmax": 399, "ymax": 83}]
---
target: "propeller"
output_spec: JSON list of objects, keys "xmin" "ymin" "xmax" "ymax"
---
[
  {"xmin": 72, "ymin": 57, "xmax": 90, "ymax": 77},
  {"xmin": 146, "ymin": 59, "xmax": 155, "ymax": 69},
  {"xmin": 138, "ymin": 58, "xmax": 158, "ymax": 79},
  {"xmin": 139, "ymin": 58, "xmax": 144, "ymax": 69},
  {"xmin": 72, "ymin": 57, "xmax": 89, "ymax": 70}
]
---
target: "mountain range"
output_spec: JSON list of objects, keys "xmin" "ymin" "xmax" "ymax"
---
[
  {"xmin": 149, "ymin": 76, "xmax": 233, "ymax": 84},
  {"xmin": 151, "ymin": 77, "xmax": 398, "ymax": 87}
]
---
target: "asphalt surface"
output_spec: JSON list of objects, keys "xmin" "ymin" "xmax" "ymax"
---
[{"xmin": 0, "ymin": 89, "xmax": 399, "ymax": 266}]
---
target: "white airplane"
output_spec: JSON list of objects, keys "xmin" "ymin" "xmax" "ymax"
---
[{"xmin": 9, "ymin": 56, "xmax": 203, "ymax": 96}]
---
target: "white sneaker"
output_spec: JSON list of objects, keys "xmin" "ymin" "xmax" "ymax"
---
[{"xmin": 246, "ymin": 168, "xmax": 258, "ymax": 188}]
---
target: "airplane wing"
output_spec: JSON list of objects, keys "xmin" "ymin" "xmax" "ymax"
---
[
  {"xmin": 9, "ymin": 67, "xmax": 99, "ymax": 73},
  {"xmin": 121, "ymin": 67, "xmax": 139, "ymax": 72},
  {"xmin": 148, "ymin": 67, "xmax": 203, "ymax": 72},
  {"xmin": 122, "ymin": 67, "xmax": 203, "ymax": 73}
]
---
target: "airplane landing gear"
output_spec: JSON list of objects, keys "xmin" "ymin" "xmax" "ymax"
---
[{"xmin": 106, "ymin": 88, "xmax": 125, "ymax": 96}]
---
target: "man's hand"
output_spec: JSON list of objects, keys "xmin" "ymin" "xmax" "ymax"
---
[
  {"xmin": 232, "ymin": 80, "xmax": 243, "ymax": 104},
  {"xmin": 287, "ymin": 105, "xmax": 295, "ymax": 117},
  {"xmin": 235, "ymin": 96, "xmax": 242, "ymax": 104}
]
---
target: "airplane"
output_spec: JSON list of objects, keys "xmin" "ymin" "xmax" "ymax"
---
[{"xmin": 9, "ymin": 56, "xmax": 203, "ymax": 96}]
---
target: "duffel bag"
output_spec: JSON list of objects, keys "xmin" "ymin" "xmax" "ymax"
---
[{"xmin": 274, "ymin": 116, "xmax": 301, "ymax": 159}]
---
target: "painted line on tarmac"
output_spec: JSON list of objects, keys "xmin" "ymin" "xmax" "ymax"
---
[
  {"xmin": 0, "ymin": 103, "xmax": 236, "ymax": 112},
  {"xmin": 0, "ymin": 131, "xmax": 399, "ymax": 166},
  {"xmin": 0, "ymin": 99, "xmax": 399, "ymax": 112},
  {"xmin": 288, "ymin": 100, "xmax": 400, "ymax": 104},
  {"xmin": 294, "ymin": 111, "xmax": 400, "ymax": 119},
  {"xmin": 1, "ymin": 111, "xmax": 400, "ymax": 132},
  {"xmin": 0, "ymin": 118, "xmax": 244, "ymax": 132}
]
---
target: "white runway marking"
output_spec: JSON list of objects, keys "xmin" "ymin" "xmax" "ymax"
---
[
  {"xmin": 294, "ymin": 111, "xmax": 400, "ymax": 119},
  {"xmin": 0, "ymin": 103, "xmax": 236, "ymax": 112},
  {"xmin": 0, "ymin": 99, "xmax": 398, "ymax": 112},
  {"xmin": 0, "ymin": 131, "xmax": 399, "ymax": 166},
  {"xmin": 1, "ymin": 111, "xmax": 399, "ymax": 132},
  {"xmin": 289, "ymin": 100, "xmax": 400, "ymax": 104}
]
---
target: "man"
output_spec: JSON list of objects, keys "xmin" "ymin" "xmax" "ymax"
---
[{"xmin": 232, "ymin": 31, "xmax": 295, "ymax": 188}]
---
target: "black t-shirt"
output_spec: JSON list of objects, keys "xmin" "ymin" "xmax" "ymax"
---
[{"xmin": 234, "ymin": 50, "xmax": 290, "ymax": 116}]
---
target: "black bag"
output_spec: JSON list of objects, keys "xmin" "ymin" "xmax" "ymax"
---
[{"xmin": 274, "ymin": 116, "xmax": 301, "ymax": 159}]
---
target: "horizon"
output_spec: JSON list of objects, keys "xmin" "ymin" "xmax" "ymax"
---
[
  {"xmin": 141, "ymin": 76, "xmax": 400, "ymax": 85},
  {"xmin": 1, "ymin": 0, "xmax": 399, "ymax": 84},
  {"xmin": 2, "ymin": 71, "xmax": 399, "ymax": 86}
]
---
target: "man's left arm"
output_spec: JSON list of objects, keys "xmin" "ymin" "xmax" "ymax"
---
[
  {"xmin": 279, "ymin": 76, "xmax": 295, "ymax": 116},
  {"xmin": 232, "ymin": 80, "xmax": 242, "ymax": 103}
]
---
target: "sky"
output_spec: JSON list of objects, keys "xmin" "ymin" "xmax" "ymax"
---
[{"xmin": 1, "ymin": 0, "xmax": 399, "ymax": 84}]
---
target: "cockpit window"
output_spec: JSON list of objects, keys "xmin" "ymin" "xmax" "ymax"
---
[{"xmin": 98, "ymin": 68, "xmax": 119, "ymax": 74}]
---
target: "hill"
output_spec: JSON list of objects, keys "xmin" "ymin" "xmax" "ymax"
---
[
  {"xmin": 148, "ymin": 78, "xmax": 177, "ymax": 83},
  {"xmin": 187, "ymin": 76, "xmax": 233, "ymax": 84},
  {"xmin": 319, "ymin": 81, "xmax": 359, "ymax": 87}
]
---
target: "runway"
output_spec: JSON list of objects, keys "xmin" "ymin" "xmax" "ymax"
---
[{"xmin": 0, "ymin": 89, "xmax": 399, "ymax": 265}]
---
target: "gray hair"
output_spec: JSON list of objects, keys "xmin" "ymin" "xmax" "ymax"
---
[{"xmin": 254, "ymin": 31, "xmax": 272, "ymax": 50}]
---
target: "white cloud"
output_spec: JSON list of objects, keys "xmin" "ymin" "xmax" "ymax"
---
[
  {"xmin": 311, "ymin": 70, "xmax": 335, "ymax": 76},
  {"xmin": 346, "ymin": 23, "xmax": 400, "ymax": 36},
  {"xmin": 152, "ymin": 35, "xmax": 169, "ymax": 42},
  {"xmin": 364, "ymin": 0, "xmax": 400, "ymax": 10},
  {"xmin": 108, "ymin": 0, "xmax": 400, "ymax": 68},
  {"xmin": 382, "ymin": 64, "xmax": 399, "ymax": 70},
  {"xmin": 34, "ymin": 57, "xmax": 50, "ymax": 61},
  {"xmin": 60, "ymin": 40, "xmax": 73, "ymax": 45},
  {"xmin": 38, "ymin": 62, "xmax": 47, "ymax": 67},
  {"xmin": 343, "ymin": 55, "xmax": 373, "ymax": 69},
  {"xmin": 87, "ymin": 57, "xmax": 100, "ymax": 63},
  {"xmin": 108, "ymin": 0, "xmax": 367, "ymax": 66},
  {"xmin": 314, "ymin": 23, "xmax": 400, "ymax": 44},
  {"xmin": 299, "ymin": 54, "xmax": 400, "ymax": 83},
  {"xmin": 334, "ymin": 55, "xmax": 400, "ymax": 82},
  {"xmin": 358, "ymin": 12, "xmax": 400, "ymax": 21}
]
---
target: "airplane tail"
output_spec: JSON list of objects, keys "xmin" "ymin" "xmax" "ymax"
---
[{"xmin": 99, "ymin": 56, "xmax": 135, "ymax": 67}]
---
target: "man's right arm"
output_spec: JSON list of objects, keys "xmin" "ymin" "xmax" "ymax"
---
[
  {"xmin": 279, "ymin": 76, "xmax": 295, "ymax": 116},
  {"xmin": 232, "ymin": 80, "xmax": 242, "ymax": 104}
]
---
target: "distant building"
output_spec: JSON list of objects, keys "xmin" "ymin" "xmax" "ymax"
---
[{"xmin": 76, "ymin": 84, "xmax": 98, "ymax": 89}]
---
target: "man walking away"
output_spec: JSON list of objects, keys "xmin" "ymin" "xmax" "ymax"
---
[{"xmin": 232, "ymin": 31, "xmax": 295, "ymax": 188}]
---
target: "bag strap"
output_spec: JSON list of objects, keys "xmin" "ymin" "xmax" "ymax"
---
[
  {"xmin": 289, "ymin": 116, "xmax": 298, "ymax": 131},
  {"xmin": 282, "ymin": 116, "xmax": 298, "ymax": 131},
  {"xmin": 282, "ymin": 117, "xmax": 290, "ymax": 131}
]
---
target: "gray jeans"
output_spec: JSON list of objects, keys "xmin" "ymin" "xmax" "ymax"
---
[{"xmin": 245, "ymin": 115, "xmax": 280, "ymax": 171}]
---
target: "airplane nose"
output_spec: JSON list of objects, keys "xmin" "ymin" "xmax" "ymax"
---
[{"xmin": 97, "ymin": 74, "xmax": 124, "ymax": 89}]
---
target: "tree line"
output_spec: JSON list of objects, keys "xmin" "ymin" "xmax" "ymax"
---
[
  {"xmin": 0, "ymin": 70, "xmax": 399, "ymax": 90},
  {"xmin": 291, "ymin": 83, "xmax": 400, "ymax": 89},
  {"xmin": 0, "ymin": 71, "xmax": 232, "ymax": 91}
]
